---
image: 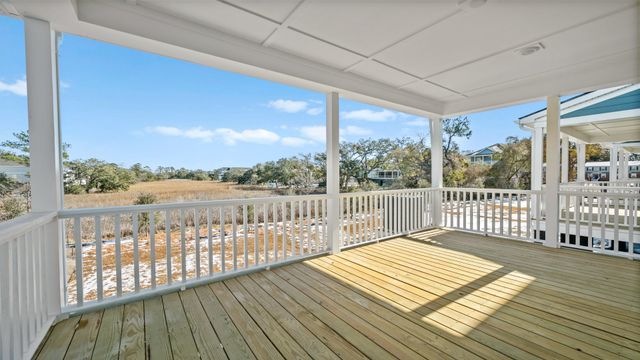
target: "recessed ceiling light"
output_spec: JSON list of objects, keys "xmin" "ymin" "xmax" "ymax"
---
[
  {"xmin": 514, "ymin": 43, "xmax": 546, "ymax": 56},
  {"xmin": 457, "ymin": 0, "xmax": 488, "ymax": 10}
]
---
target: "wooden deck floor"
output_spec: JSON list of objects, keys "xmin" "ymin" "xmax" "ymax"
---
[{"xmin": 35, "ymin": 229, "xmax": 640, "ymax": 360}]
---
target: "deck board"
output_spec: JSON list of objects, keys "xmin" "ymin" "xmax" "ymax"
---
[{"xmin": 36, "ymin": 229, "xmax": 640, "ymax": 360}]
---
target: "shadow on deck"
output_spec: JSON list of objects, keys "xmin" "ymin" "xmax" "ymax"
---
[{"xmin": 35, "ymin": 229, "xmax": 640, "ymax": 360}]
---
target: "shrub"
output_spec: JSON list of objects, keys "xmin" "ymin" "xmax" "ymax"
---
[
  {"xmin": 134, "ymin": 192, "xmax": 158, "ymax": 234},
  {"xmin": 64, "ymin": 183, "xmax": 85, "ymax": 195},
  {"xmin": 0, "ymin": 197, "xmax": 26, "ymax": 221},
  {"xmin": 134, "ymin": 192, "xmax": 158, "ymax": 205}
]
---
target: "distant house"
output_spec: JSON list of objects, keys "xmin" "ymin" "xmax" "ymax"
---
[
  {"xmin": 585, "ymin": 161, "xmax": 640, "ymax": 180},
  {"xmin": 367, "ymin": 168, "xmax": 401, "ymax": 186},
  {"xmin": 0, "ymin": 159, "xmax": 29, "ymax": 183},
  {"xmin": 466, "ymin": 144, "xmax": 502, "ymax": 165}
]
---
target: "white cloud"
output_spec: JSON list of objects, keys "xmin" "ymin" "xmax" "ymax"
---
[
  {"xmin": 306, "ymin": 107, "xmax": 323, "ymax": 116},
  {"xmin": 342, "ymin": 125, "xmax": 372, "ymax": 136},
  {"xmin": 405, "ymin": 118, "xmax": 429, "ymax": 127},
  {"xmin": 268, "ymin": 99, "xmax": 308, "ymax": 113},
  {"xmin": 60, "ymin": 81, "xmax": 71, "ymax": 89},
  {"xmin": 297, "ymin": 124, "xmax": 373, "ymax": 144},
  {"xmin": 0, "ymin": 79, "xmax": 27, "ymax": 96},
  {"xmin": 341, "ymin": 109, "xmax": 396, "ymax": 122},
  {"xmin": 150, "ymin": 126, "xmax": 184, "ymax": 137},
  {"xmin": 299, "ymin": 126, "xmax": 326, "ymax": 143},
  {"xmin": 281, "ymin": 136, "xmax": 313, "ymax": 147},
  {"xmin": 146, "ymin": 126, "xmax": 280, "ymax": 145}
]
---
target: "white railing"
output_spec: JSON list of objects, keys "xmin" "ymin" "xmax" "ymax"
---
[
  {"xmin": 441, "ymin": 188, "xmax": 544, "ymax": 242},
  {"xmin": 0, "ymin": 212, "xmax": 59, "ymax": 360},
  {"xmin": 569, "ymin": 179, "xmax": 640, "ymax": 188},
  {"xmin": 559, "ymin": 191, "xmax": 638, "ymax": 258},
  {"xmin": 338, "ymin": 188, "xmax": 436, "ymax": 248},
  {"xmin": 58, "ymin": 194, "xmax": 329, "ymax": 310}
]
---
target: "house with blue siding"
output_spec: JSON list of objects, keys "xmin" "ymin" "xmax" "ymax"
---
[{"xmin": 466, "ymin": 144, "xmax": 502, "ymax": 165}]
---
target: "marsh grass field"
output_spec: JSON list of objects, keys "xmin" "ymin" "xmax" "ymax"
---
[{"xmin": 63, "ymin": 179, "xmax": 278, "ymax": 208}]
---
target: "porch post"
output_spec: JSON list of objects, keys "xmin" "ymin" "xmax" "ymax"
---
[
  {"xmin": 619, "ymin": 149, "xmax": 628, "ymax": 180},
  {"xmin": 430, "ymin": 117, "xmax": 443, "ymax": 227},
  {"xmin": 561, "ymin": 135, "xmax": 569, "ymax": 183},
  {"xmin": 326, "ymin": 92, "xmax": 341, "ymax": 253},
  {"xmin": 24, "ymin": 18, "xmax": 64, "ymax": 315},
  {"xmin": 544, "ymin": 96, "xmax": 560, "ymax": 248},
  {"xmin": 531, "ymin": 127, "xmax": 543, "ymax": 190},
  {"xmin": 610, "ymin": 145, "xmax": 618, "ymax": 181},
  {"xmin": 531, "ymin": 126, "xmax": 543, "ymax": 216},
  {"xmin": 576, "ymin": 142, "xmax": 586, "ymax": 182}
]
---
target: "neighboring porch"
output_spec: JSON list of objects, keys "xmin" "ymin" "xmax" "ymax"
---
[{"xmin": 35, "ymin": 229, "xmax": 640, "ymax": 360}]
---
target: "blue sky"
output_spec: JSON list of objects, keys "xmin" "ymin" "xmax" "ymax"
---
[{"xmin": 1, "ymin": 16, "xmax": 545, "ymax": 170}]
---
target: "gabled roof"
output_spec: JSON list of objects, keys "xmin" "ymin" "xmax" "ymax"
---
[
  {"xmin": 467, "ymin": 144, "xmax": 502, "ymax": 157},
  {"xmin": 517, "ymin": 84, "xmax": 640, "ymax": 145}
]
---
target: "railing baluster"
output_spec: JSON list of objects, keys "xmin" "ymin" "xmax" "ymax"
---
[
  {"xmin": 599, "ymin": 195, "xmax": 605, "ymax": 250},
  {"xmin": 273, "ymin": 202, "xmax": 278, "ymax": 262},
  {"xmin": 74, "ymin": 217, "xmax": 83, "ymax": 305},
  {"xmin": 462, "ymin": 191, "xmax": 467, "ymax": 230},
  {"xmin": 264, "ymin": 203, "xmax": 269, "ymax": 262},
  {"xmin": 150, "ymin": 212, "xmax": 156, "ymax": 288},
  {"xmin": 363, "ymin": 195, "xmax": 369, "ymax": 241},
  {"xmin": 297, "ymin": 200, "xmax": 303, "ymax": 254},
  {"xmin": 133, "ymin": 212, "xmax": 140, "ymax": 291},
  {"xmin": 564, "ymin": 194, "xmax": 570, "ymax": 245},
  {"xmin": 115, "ymin": 213, "xmax": 123, "ymax": 296},
  {"xmin": 207, "ymin": 208, "xmax": 213, "ymax": 275},
  {"xmin": 165, "ymin": 210, "xmax": 172, "ymax": 285},
  {"xmin": 95, "ymin": 215, "xmax": 103, "ymax": 300},
  {"xmin": 315, "ymin": 199, "xmax": 320, "ymax": 252},
  {"xmin": 232, "ymin": 206, "xmax": 238, "ymax": 271},
  {"xmin": 587, "ymin": 196, "xmax": 593, "ymax": 249},
  {"xmin": 290, "ymin": 201, "xmax": 295, "ymax": 257},
  {"xmin": 245, "ymin": 204, "xmax": 250, "ymax": 267},
  {"xmin": 535, "ymin": 193, "xmax": 541, "ymax": 242},
  {"xmin": 613, "ymin": 196, "xmax": 620, "ymax": 252},
  {"xmin": 179, "ymin": 209, "xmax": 186, "ymax": 282},
  {"xmin": 220, "ymin": 207, "xmax": 226, "ymax": 273},
  {"xmin": 508, "ymin": 193, "xmax": 513, "ymax": 237},
  {"xmin": 194, "ymin": 209, "xmax": 200, "ymax": 279},
  {"xmin": 483, "ymin": 191, "xmax": 488, "ymax": 235},
  {"xmin": 525, "ymin": 193, "xmax": 531, "ymax": 240},
  {"xmin": 629, "ymin": 198, "xmax": 636, "ymax": 257},
  {"xmin": 574, "ymin": 195, "xmax": 580, "ymax": 247},
  {"xmin": 255, "ymin": 204, "xmax": 260, "ymax": 264}
]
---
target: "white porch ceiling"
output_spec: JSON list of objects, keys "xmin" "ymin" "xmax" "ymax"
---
[{"xmin": 5, "ymin": 0, "xmax": 640, "ymax": 117}]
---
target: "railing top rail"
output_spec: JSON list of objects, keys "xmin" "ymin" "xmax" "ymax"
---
[
  {"xmin": 560, "ymin": 186, "xmax": 639, "ymax": 190},
  {"xmin": 339, "ymin": 187, "xmax": 437, "ymax": 197},
  {"xmin": 441, "ymin": 187, "xmax": 542, "ymax": 194},
  {"xmin": 0, "ymin": 211, "xmax": 57, "ymax": 245},
  {"xmin": 558, "ymin": 190, "xmax": 640, "ymax": 199},
  {"xmin": 59, "ymin": 193, "xmax": 329, "ymax": 218}
]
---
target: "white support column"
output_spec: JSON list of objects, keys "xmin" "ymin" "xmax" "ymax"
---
[
  {"xmin": 326, "ymin": 92, "xmax": 340, "ymax": 253},
  {"xmin": 561, "ymin": 135, "xmax": 569, "ymax": 183},
  {"xmin": 576, "ymin": 142, "xmax": 586, "ymax": 182},
  {"xmin": 531, "ymin": 126, "xmax": 544, "ymax": 217},
  {"xmin": 610, "ymin": 145, "xmax": 618, "ymax": 181},
  {"xmin": 430, "ymin": 117, "xmax": 443, "ymax": 227},
  {"xmin": 24, "ymin": 18, "xmax": 64, "ymax": 315},
  {"xmin": 623, "ymin": 152, "xmax": 630, "ymax": 180},
  {"xmin": 544, "ymin": 96, "xmax": 560, "ymax": 248},
  {"xmin": 531, "ymin": 127, "xmax": 543, "ymax": 190},
  {"xmin": 619, "ymin": 149, "xmax": 627, "ymax": 180}
]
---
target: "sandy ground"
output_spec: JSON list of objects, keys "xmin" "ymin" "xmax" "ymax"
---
[{"xmin": 65, "ymin": 220, "xmax": 326, "ymax": 304}]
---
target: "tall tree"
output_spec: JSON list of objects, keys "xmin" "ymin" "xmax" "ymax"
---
[{"xmin": 0, "ymin": 130, "xmax": 70, "ymax": 165}]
